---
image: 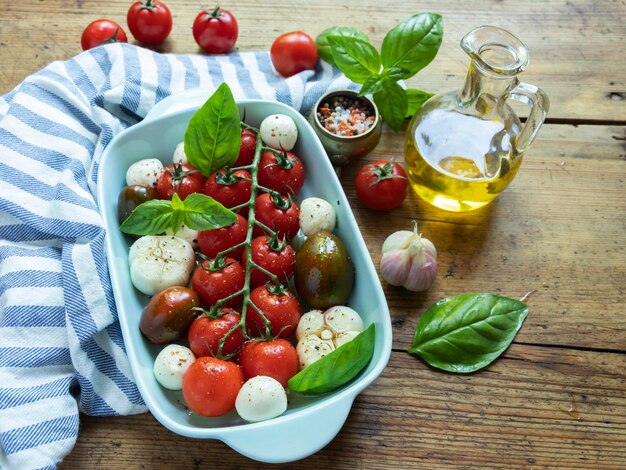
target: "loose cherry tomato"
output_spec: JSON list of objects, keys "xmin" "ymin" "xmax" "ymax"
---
[
  {"xmin": 117, "ymin": 184, "xmax": 158, "ymax": 224},
  {"xmin": 202, "ymin": 168, "xmax": 251, "ymax": 214},
  {"xmin": 355, "ymin": 160, "xmax": 408, "ymax": 211},
  {"xmin": 127, "ymin": 0, "xmax": 172, "ymax": 45},
  {"xmin": 192, "ymin": 6, "xmax": 238, "ymax": 54},
  {"xmin": 270, "ymin": 31, "xmax": 318, "ymax": 77},
  {"xmin": 235, "ymin": 129, "xmax": 256, "ymax": 167},
  {"xmin": 238, "ymin": 339, "xmax": 298, "ymax": 388},
  {"xmin": 253, "ymin": 192, "xmax": 299, "ymax": 240},
  {"xmin": 257, "ymin": 150, "xmax": 305, "ymax": 196},
  {"xmin": 188, "ymin": 309, "xmax": 245, "ymax": 358},
  {"xmin": 191, "ymin": 257, "xmax": 245, "ymax": 308},
  {"xmin": 246, "ymin": 285, "xmax": 300, "ymax": 338},
  {"xmin": 81, "ymin": 19, "xmax": 128, "ymax": 51},
  {"xmin": 156, "ymin": 162, "xmax": 205, "ymax": 201},
  {"xmin": 182, "ymin": 356, "xmax": 244, "ymax": 417},
  {"xmin": 139, "ymin": 286, "xmax": 200, "ymax": 344},
  {"xmin": 244, "ymin": 235, "xmax": 296, "ymax": 288},
  {"xmin": 197, "ymin": 213, "xmax": 248, "ymax": 260}
]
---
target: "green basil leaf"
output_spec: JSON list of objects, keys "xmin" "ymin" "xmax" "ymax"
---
[
  {"xmin": 359, "ymin": 74, "xmax": 384, "ymax": 96},
  {"xmin": 374, "ymin": 82, "xmax": 408, "ymax": 131},
  {"xmin": 328, "ymin": 36, "xmax": 381, "ymax": 84},
  {"xmin": 181, "ymin": 192, "xmax": 237, "ymax": 230},
  {"xmin": 408, "ymin": 293, "xmax": 528, "ymax": 373},
  {"xmin": 405, "ymin": 88, "xmax": 434, "ymax": 118},
  {"xmin": 381, "ymin": 12, "xmax": 443, "ymax": 79},
  {"xmin": 184, "ymin": 82, "xmax": 241, "ymax": 177},
  {"xmin": 316, "ymin": 26, "xmax": 370, "ymax": 65},
  {"xmin": 288, "ymin": 323, "xmax": 375, "ymax": 394},
  {"xmin": 381, "ymin": 66, "xmax": 411, "ymax": 83},
  {"xmin": 119, "ymin": 199, "xmax": 176, "ymax": 235}
]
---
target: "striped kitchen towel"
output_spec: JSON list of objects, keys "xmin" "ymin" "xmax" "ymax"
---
[{"xmin": 0, "ymin": 42, "xmax": 356, "ymax": 470}]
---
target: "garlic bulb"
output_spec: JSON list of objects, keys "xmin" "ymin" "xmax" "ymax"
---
[{"xmin": 380, "ymin": 222, "xmax": 437, "ymax": 292}]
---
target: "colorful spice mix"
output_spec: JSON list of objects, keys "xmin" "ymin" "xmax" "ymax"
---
[{"xmin": 316, "ymin": 95, "xmax": 376, "ymax": 136}]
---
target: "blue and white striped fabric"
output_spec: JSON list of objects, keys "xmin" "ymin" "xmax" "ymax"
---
[{"xmin": 0, "ymin": 42, "xmax": 355, "ymax": 469}]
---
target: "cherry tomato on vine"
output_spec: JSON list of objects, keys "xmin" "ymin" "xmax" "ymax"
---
[
  {"xmin": 197, "ymin": 213, "xmax": 248, "ymax": 260},
  {"xmin": 202, "ymin": 168, "xmax": 251, "ymax": 213},
  {"xmin": 81, "ymin": 19, "xmax": 128, "ymax": 51},
  {"xmin": 244, "ymin": 235, "xmax": 296, "ymax": 287},
  {"xmin": 191, "ymin": 257, "xmax": 245, "ymax": 308},
  {"xmin": 270, "ymin": 31, "xmax": 318, "ymax": 77},
  {"xmin": 156, "ymin": 162, "xmax": 205, "ymax": 201},
  {"xmin": 192, "ymin": 6, "xmax": 238, "ymax": 54},
  {"xmin": 253, "ymin": 192, "xmax": 299, "ymax": 240},
  {"xmin": 182, "ymin": 356, "xmax": 244, "ymax": 417},
  {"xmin": 246, "ymin": 285, "xmax": 300, "ymax": 338},
  {"xmin": 127, "ymin": 0, "xmax": 172, "ymax": 45},
  {"xmin": 187, "ymin": 308, "xmax": 245, "ymax": 359},
  {"xmin": 235, "ymin": 129, "xmax": 257, "ymax": 167},
  {"xmin": 238, "ymin": 339, "xmax": 298, "ymax": 388},
  {"xmin": 355, "ymin": 160, "xmax": 409, "ymax": 211},
  {"xmin": 257, "ymin": 150, "xmax": 305, "ymax": 196}
]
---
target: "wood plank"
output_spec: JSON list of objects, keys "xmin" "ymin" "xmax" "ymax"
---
[
  {"xmin": 61, "ymin": 345, "xmax": 626, "ymax": 469},
  {"xmin": 1, "ymin": 0, "xmax": 625, "ymax": 121}
]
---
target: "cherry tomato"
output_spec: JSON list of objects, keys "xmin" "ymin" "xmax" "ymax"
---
[
  {"xmin": 191, "ymin": 257, "xmax": 245, "ymax": 308},
  {"xmin": 246, "ymin": 285, "xmax": 300, "ymax": 338},
  {"xmin": 257, "ymin": 150, "xmax": 305, "ymax": 196},
  {"xmin": 127, "ymin": 0, "xmax": 172, "ymax": 45},
  {"xmin": 117, "ymin": 184, "xmax": 158, "ymax": 224},
  {"xmin": 235, "ymin": 129, "xmax": 256, "ymax": 167},
  {"xmin": 139, "ymin": 286, "xmax": 200, "ymax": 344},
  {"xmin": 156, "ymin": 163, "xmax": 205, "ymax": 201},
  {"xmin": 253, "ymin": 192, "xmax": 299, "ymax": 240},
  {"xmin": 270, "ymin": 31, "xmax": 318, "ymax": 77},
  {"xmin": 182, "ymin": 356, "xmax": 244, "ymax": 417},
  {"xmin": 81, "ymin": 19, "xmax": 128, "ymax": 51},
  {"xmin": 355, "ymin": 160, "xmax": 409, "ymax": 211},
  {"xmin": 192, "ymin": 6, "xmax": 238, "ymax": 54},
  {"xmin": 238, "ymin": 339, "xmax": 298, "ymax": 388},
  {"xmin": 202, "ymin": 168, "xmax": 251, "ymax": 214},
  {"xmin": 244, "ymin": 236, "xmax": 296, "ymax": 288},
  {"xmin": 188, "ymin": 309, "xmax": 245, "ymax": 358},
  {"xmin": 197, "ymin": 213, "xmax": 248, "ymax": 260}
]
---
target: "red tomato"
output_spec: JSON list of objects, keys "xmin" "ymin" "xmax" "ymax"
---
[
  {"xmin": 156, "ymin": 163, "xmax": 205, "ymax": 201},
  {"xmin": 238, "ymin": 339, "xmax": 298, "ymax": 388},
  {"xmin": 246, "ymin": 285, "xmax": 300, "ymax": 338},
  {"xmin": 188, "ymin": 309, "xmax": 244, "ymax": 358},
  {"xmin": 257, "ymin": 150, "xmax": 305, "ymax": 196},
  {"xmin": 182, "ymin": 356, "xmax": 244, "ymax": 417},
  {"xmin": 191, "ymin": 257, "xmax": 245, "ymax": 308},
  {"xmin": 139, "ymin": 286, "xmax": 199, "ymax": 344},
  {"xmin": 253, "ymin": 192, "xmax": 299, "ymax": 240},
  {"xmin": 81, "ymin": 19, "xmax": 128, "ymax": 51},
  {"xmin": 270, "ymin": 31, "xmax": 318, "ymax": 77},
  {"xmin": 244, "ymin": 236, "xmax": 296, "ymax": 287},
  {"xmin": 202, "ymin": 168, "xmax": 251, "ymax": 214},
  {"xmin": 197, "ymin": 213, "xmax": 248, "ymax": 260},
  {"xmin": 234, "ymin": 129, "xmax": 256, "ymax": 167},
  {"xmin": 127, "ymin": 0, "xmax": 172, "ymax": 45},
  {"xmin": 192, "ymin": 6, "xmax": 238, "ymax": 54},
  {"xmin": 355, "ymin": 160, "xmax": 409, "ymax": 211}
]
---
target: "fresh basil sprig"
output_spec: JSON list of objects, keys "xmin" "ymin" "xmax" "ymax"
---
[
  {"xmin": 315, "ymin": 26, "xmax": 370, "ymax": 65},
  {"xmin": 319, "ymin": 12, "xmax": 443, "ymax": 131},
  {"xmin": 408, "ymin": 293, "xmax": 528, "ymax": 373},
  {"xmin": 288, "ymin": 323, "xmax": 375, "ymax": 394},
  {"xmin": 120, "ymin": 192, "xmax": 237, "ymax": 236},
  {"xmin": 184, "ymin": 82, "xmax": 241, "ymax": 177}
]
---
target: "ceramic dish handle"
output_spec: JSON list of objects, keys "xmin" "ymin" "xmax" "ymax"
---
[{"xmin": 224, "ymin": 394, "xmax": 356, "ymax": 463}]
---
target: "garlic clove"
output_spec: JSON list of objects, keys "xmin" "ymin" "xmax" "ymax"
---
[
  {"xmin": 334, "ymin": 330, "xmax": 361, "ymax": 348},
  {"xmin": 296, "ymin": 335, "xmax": 335, "ymax": 369},
  {"xmin": 381, "ymin": 229, "xmax": 415, "ymax": 253},
  {"xmin": 403, "ymin": 251, "xmax": 437, "ymax": 292},
  {"xmin": 295, "ymin": 310, "xmax": 325, "ymax": 341},
  {"xmin": 324, "ymin": 306, "xmax": 364, "ymax": 334},
  {"xmin": 380, "ymin": 249, "xmax": 412, "ymax": 286}
]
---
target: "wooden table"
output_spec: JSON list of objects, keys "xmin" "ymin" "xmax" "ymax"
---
[{"xmin": 2, "ymin": 0, "xmax": 625, "ymax": 468}]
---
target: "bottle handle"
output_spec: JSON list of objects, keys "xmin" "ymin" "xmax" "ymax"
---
[{"xmin": 508, "ymin": 82, "xmax": 550, "ymax": 154}]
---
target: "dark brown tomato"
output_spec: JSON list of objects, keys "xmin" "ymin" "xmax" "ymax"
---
[
  {"xmin": 139, "ymin": 286, "xmax": 200, "ymax": 344},
  {"xmin": 117, "ymin": 184, "xmax": 158, "ymax": 224}
]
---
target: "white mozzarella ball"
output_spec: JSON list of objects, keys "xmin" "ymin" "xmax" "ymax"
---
[
  {"xmin": 235, "ymin": 376, "xmax": 288, "ymax": 422},
  {"xmin": 153, "ymin": 344, "xmax": 195, "ymax": 390},
  {"xmin": 172, "ymin": 141, "xmax": 187, "ymax": 165},
  {"xmin": 259, "ymin": 114, "xmax": 298, "ymax": 151},
  {"xmin": 126, "ymin": 158, "xmax": 164, "ymax": 188},
  {"xmin": 298, "ymin": 197, "xmax": 336, "ymax": 237}
]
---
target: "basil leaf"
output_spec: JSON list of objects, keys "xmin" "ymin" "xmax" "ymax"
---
[
  {"xmin": 181, "ymin": 192, "xmax": 237, "ymax": 230},
  {"xmin": 381, "ymin": 66, "xmax": 411, "ymax": 83},
  {"xmin": 288, "ymin": 323, "xmax": 375, "ymax": 394},
  {"xmin": 328, "ymin": 36, "xmax": 381, "ymax": 84},
  {"xmin": 405, "ymin": 88, "xmax": 434, "ymax": 118},
  {"xmin": 184, "ymin": 82, "xmax": 241, "ymax": 177},
  {"xmin": 381, "ymin": 12, "xmax": 443, "ymax": 79},
  {"xmin": 316, "ymin": 26, "xmax": 370, "ymax": 65},
  {"xmin": 408, "ymin": 293, "xmax": 528, "ymax": 373},
  {"xmin": 359, "ymin": 74, "xmax": 384, "ymax": 96},
  {"xmin": 374, "ymin": 82, "xmax": 408, "ymax": 131},
  {"xmin": 120, "ymin": 199, "xmax": 176, "ymax": 235}
]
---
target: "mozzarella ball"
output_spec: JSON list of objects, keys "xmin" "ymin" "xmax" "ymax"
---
[
  {"xmin": 153, "ymin": 344, "xmax": 195, "ymax": 390},
  {"xmin": 165, "ymin": 223, "xmax": 199, "ymax": 249},
  {"xmin": 126, "ymin": 158, "xmax": 164, "ymax": 188},
  {"xmin": 235, "ymin": 376, "xmax": 288, "ymax": 422},
  {"xmin": 172, "ymin": 141, "xmax": 187, "ymax": 165},
  {"xmin": 298, "ymin": 197, "xmax": 336, "ymax": 237},
  {"xmin": 259, "ymin": 114, "xmax": 298, "ymax": 151}
]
